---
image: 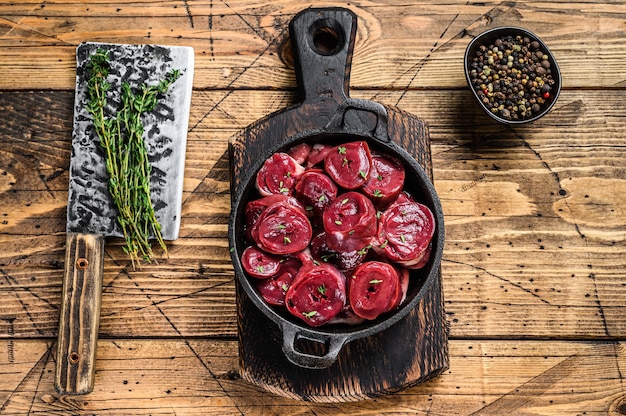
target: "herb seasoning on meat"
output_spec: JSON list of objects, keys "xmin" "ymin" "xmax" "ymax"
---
[{"xmin": 242, "ymin": 140, "xmax": 437, "ymax": 327}]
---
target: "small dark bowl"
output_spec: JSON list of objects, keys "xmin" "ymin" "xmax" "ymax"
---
[{"xmin": 464, "ymin": 26, "xmax": 561, "ymax": 124}]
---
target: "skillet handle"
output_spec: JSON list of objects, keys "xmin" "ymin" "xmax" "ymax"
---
[
  {"xmin": 325, "ymin": 98, "xmax": 390, "ymax": 142},
  {"xmin": 281, "ymin": 323, "xmax": 349, "ymax": 369},
  {"xmin": 289, "ymin": 7, "xmax": 357, "ymax": 106}
]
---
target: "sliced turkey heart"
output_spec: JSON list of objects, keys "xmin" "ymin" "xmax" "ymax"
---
[
  {"xmin": 387, "ymin": 265, "xmax": 404, "ymax": 313},
  {"xmin": 324, "ymin": 141, "xmax": 372, "ymax": 190},
  {"xmin": 309, "ymin": 231, "xmax": 334, "ymax": 262},
  {"xmin": 241, "ymin": 140, "xmax": 438, "ymax": 327},
  {"xmin": 245, "ymin": 194, "xmax": 301, "ymax": 241},
  {"xmin": 294, "ymin": 169, "xmax": 338, "ymax": 219},
  {"xmin": 392, "ymin": 191, "xmax": 414, "ymax": 206},
  {"xmin": 327, "ymin": 303, "xmax": 366, "ymax": 326},
  {"xmin": 349, "ymin": 261, "xmax": 400, "ymax": 320},
  {"xmin": 335, "ymin": 249, "xmax": 367, "ymax": 272},
  {"xmin": 306, "ymin": 143, "xmax": 333, "ymax": 168},
  {"xmin": 285, "ymin": 260, "xmax": 346, "ymax": 327},
  {"xmin": 406, "ymin": 242, "xmax": 432, "ymax": 270},
  {"xmin": 375, "ymin": 201, "xmax": 435, "ymax": 268},
  {"xmin": 255, "ymin": 152, "xmax": 305, "ymax": 196},
  {"xmin": 309, "ymin": 230, "xmax": 366, "ymax": 272},
  {"xmin": 323, "ymin": 191, "xmax": 377, "ymax": 252},
  {"xmin": 389, "ymin": 266, "xmax": 410, "ymax": 310},
  {"xmin": 363, "ymin": 152, "xmax": 406, "ymax": 209},
  {"xmin": 287, "ymin": 143, "xmax": 311, "ymax": 165},
  {"xmin": 241, "ymin": 246, "xmax": 283, "ymax": 279},
  {"xmin": 254, "ymin": 256, "xmax": 301, "ymax": 306},
  {"xmin": 251, "ymin": 201, "xmax": 312, "ymax": 255}
]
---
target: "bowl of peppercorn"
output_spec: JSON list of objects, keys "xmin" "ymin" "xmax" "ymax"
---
[{"xmin": 464, "ymin": 26, "xmax": 561, "ymax": 124}]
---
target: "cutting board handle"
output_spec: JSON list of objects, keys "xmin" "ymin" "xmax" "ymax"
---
[
  {"xmin": 289, "ymin": 8, "xmax": 357, "ymax": 106},
  {"xmin": 55, "ymin": 232, "xmax": 104, "ymax": 395}
]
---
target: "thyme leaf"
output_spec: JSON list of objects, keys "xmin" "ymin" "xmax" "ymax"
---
[{"xmin": 303, "ymin": 311, "xmax": 318, "ymax": 319}]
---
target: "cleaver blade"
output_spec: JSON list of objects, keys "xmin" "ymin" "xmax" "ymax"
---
[{"xmin": 55, "ymin": 42, "xmax": 194, "ymax": 395}]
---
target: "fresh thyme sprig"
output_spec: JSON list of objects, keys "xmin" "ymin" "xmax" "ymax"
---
[{"xmin": 86, "ymin": 48, "xmax": 181, "ymax": 268}]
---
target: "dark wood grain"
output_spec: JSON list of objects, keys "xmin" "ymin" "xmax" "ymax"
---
[
  {"xmin": 2, "ymin": 88, "xmax": 626, "ymax": 341},
  {"xmin": 55, "ymin": 232, "xmax": 104, "ymax": 394},
  {"xmin": 2, "ymin": 338, "xmax": 625, "ymax": 415},
  {"xmin": 3, "ymin": 1, "xmax": 626, "ymax": 412},
  {"xmin": 4, "ymin": 1, "xmax": 626, "ymax": 91},
  {"xmin": 229, "ymin": 8, "xmax": 447, "ymax": 401}
]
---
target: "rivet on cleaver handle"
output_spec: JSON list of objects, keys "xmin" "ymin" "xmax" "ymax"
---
[{"xmin": 55, "ymin": 233, "xmax": 104, "ymax": 395}]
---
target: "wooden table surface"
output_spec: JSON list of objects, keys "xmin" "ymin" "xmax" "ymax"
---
[{"xmin": 1, "ymin": 1, "xmax": 625, "ymax": 414}]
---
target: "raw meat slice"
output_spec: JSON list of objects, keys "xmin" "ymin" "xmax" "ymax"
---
[
  {"xmin": 349, "ymin": 261, "xmax": 400, "ymax": 320},
  {"xmin": 309, "ymin": 230, "xmax": 366, "ymax": 272},
  {"xmin": 244, "ymin": 194, "xmax": 301, "ymax": 241},
  {"xmin": 406, "ymin": 242, "xmax": 432, "ymax": 270},
  {"xmin": 375, "ymin": 201, "xmax": 435, "ymax": 267},
  {"xmin": 335, "ymin": 249, "xmax": 367, "ymax": 272},
  {"xmin": 252, "ymin": 201, "xmax": 312, "ymax": 255},
  {"xmin": 388, "ymin": 266, "xmax": 409, "ymax": 310},
  {"xmin": 241, "ymin": 140, "xmax": 438, "ymax": 327},
  {"xmin": 285, "ymin": 260, "xmax": 346, "ymax": 327},
  {"xmin": 363, "ymin": 152, "xmax": 406, "ymax": 209},
  {"xmin": 306, "ymin": 143, "xmax": 333, "ymax": 167},
  {"xmin": 309, "ymin": 231, "xmax": 335, "ymax": 262},
  {"xmin": 255, "ymin": 256, "xmax": 301, "ymax": 306},
  {"xmin": 324, "ymin": 141, "xmax": 372, "ymax": 189},
  {"xmin": 391, "ymin": 191, "xmax": 414, "ymax": 206},
  {"xmin": 396, "ymin": 266, "xmax": 410, "ymax": 307},
  {"xmin": 327, "ymin": 303, "xmax": 366, "ymax": 326},
  {"xmin": 294, "ymin": 169, "xmax": 338, "ymax": 219},
  {"xmin": 241, "ymin": 246, "xmax": 283, "ymax": 279},
  {"xmin": 323, "ymin": 191, "xmax": 377, "ymax": 252},
  {"xmin": 287, "ymin": 143, "xmax": 311, "ymax": 165},
  {"xmin": 255, "ymin": 152, "xmax": 305, "ymax": 196}
]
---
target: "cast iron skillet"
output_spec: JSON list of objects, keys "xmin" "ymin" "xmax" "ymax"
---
[{"xmin": 228, "ymin": 7, "xmax": 445, "ymax": 369}]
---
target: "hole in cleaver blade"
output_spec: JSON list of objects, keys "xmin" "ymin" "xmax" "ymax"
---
[{"xmin": 67, "ymin": 42, "xmax": 194, "ymax": 241}]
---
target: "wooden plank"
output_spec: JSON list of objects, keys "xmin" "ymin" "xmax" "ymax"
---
[
  {"xmin": 1, "ymin": 89, "xmax": 625, "ymax": 340},
  {"xmin": 2, "ymin": 1, "xmax": 626, "ymax": 89},
  {"xmin": 0, "ymin": 339, "xmax": 624, "ymax": 413}
]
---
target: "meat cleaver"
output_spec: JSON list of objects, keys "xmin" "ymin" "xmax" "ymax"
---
[{"xmin": 56, "ymin": 42, "xmax": 194, "ymax": 395}]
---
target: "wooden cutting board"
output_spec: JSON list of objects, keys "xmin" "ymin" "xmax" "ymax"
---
[{"xmin": 228, "ymin": 8, "xmax": 448, "ymax": 402}]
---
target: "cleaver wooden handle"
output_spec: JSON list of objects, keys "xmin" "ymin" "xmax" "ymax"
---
[{"xmin": 55, "ymin": 232, "xmax": 105, "ymax": 395}]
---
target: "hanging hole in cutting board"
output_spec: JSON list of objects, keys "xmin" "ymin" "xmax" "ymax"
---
[{"xmin": 309, "ymin": 19, "xmax": 344, "ymax": 56}]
